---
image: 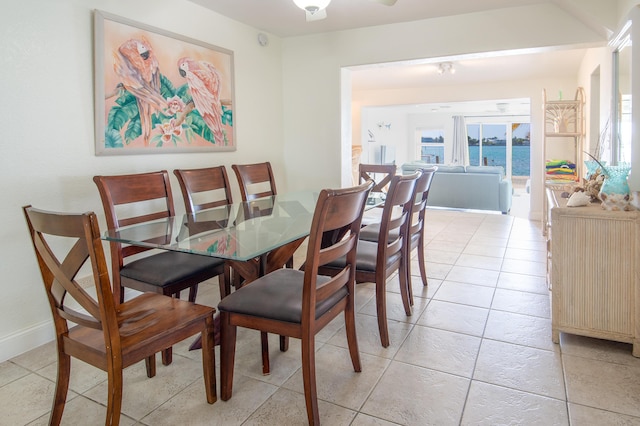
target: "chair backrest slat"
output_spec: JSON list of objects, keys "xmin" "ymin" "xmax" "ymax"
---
[
  {"xmin": 174, "ymin": 166, "xmax": 233, "ymax": 214},
  {"xmin": 232, "ymin": 162, "xmax": 277, "ymax": 202}
]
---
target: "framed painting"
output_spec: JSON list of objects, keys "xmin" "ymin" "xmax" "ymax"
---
[{"xmin": 94, "ymin": 10, "xmax": 235, "ymax": 155}]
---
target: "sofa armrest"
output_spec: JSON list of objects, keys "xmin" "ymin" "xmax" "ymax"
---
[{"xmin": 499, "ymin": 179, "xmax": 513, "ymax": 214}]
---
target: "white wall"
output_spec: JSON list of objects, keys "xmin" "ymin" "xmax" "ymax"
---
[
  {"xmin": 0, "ymin": 0, "xmax": 627, "ymax": 361},
  {"xmin": 0, "ymin": 0, "xmax": 286, "ymax": 361}
]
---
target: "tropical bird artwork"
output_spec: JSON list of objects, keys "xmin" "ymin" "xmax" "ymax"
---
[
  {"xmin": 178, "ymin": 58, "xmax": 225, "ymax": 145},
  {"xmin": 113, "ymin": 37, "xmax": 167, "ymax": 146}
]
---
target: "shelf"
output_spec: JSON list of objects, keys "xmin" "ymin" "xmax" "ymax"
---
[{"xmin": 542, "ymin": 87, "xmax": 585, "ymax": 238}]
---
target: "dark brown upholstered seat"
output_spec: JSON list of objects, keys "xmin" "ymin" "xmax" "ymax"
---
[
  {"xmin": 23, "ymin": 205, "xmax": 216, "ymax": 426},
  {"xmin": 318, "ymin": 172, "xmax": 421, "ymax": 347},
  {"xmin": 93, "ymin": 170, "xmax": 226, "ymax": 365},
  {"xmin": 219, "ymin": 180, "xmax": 373, "ymax": 425}
]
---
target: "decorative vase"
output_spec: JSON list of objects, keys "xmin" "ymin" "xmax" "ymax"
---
[
  {"xmin": 598, "ymin": 163, "xmax": 631, "ymax": 211},
  {"xmin": 584, "ymin": 159, "xmax": 605, "ymax": 179}
]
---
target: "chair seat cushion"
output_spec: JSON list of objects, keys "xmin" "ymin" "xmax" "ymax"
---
[
  {"xmin": 325, "ymin": 240, "xmax": 401, "ymax": 272},
  {"xmin": 121, "ymin": 251, "xmax": 224, "ymax": 287},
  {"xmin": 217, "ymin": 269, "xmax": 348, "ymax": 323}
]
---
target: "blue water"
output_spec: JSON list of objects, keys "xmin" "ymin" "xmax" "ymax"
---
[{"xmin": 421, "ymin": 146, "xmax": 530, "ymax": 176}]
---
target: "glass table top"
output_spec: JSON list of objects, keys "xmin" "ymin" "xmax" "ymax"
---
[{"xmin": 103, "ymin": 191, "xmax": 321, "ymax": 262}]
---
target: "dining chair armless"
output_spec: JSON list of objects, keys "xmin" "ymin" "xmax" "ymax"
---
[
  {"xmin": 218, "ymin": 180, "xmax": 373, "ymax": 425},
  {"xmin": 231, "ymin": 161, "xmax": 277, "ymax": 201},
  {"xmin": 358, "ymin": 163, "xmax": 398, "ymax": 226},
  {"xmin": 93, "ymin": 170, "xmax": 226, "ymax": 365},
  {"xmin": 230, "ymin": 161, "xmax": 302, "ymax": 374},
  {"xmin": 359, "ymin": 163, "xmax": 397, "ymax": 195},
  {"xmin": 174, "ymin": 165, "xmax": 234, "ymax": 214},
  {"xmin": 360, "ymin": 167, "xmax": 437, "ymax": 305},
  {"xmin": 23, "ymin": 206, "xmax": 216, "ymax": 426},
  {"xmin": 318, "ymin": 171, "xmax": 421, "ymax": 347},
  {"xmin": 174, "ymin": 166, "xmax": 234, "ymax": 298}
]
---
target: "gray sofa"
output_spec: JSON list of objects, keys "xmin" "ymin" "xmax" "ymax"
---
[{"xmin": 401, "ymin": 162, "xmax": 513, "ymax": 214}]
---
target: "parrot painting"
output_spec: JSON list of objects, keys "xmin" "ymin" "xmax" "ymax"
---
[
  {"xmin": 178, "ymin": 58, "xmax": 225, "ymax": 145},
  {"xmin": 113, "ymin": 37, "xmax": 167, "ymax": 146}
]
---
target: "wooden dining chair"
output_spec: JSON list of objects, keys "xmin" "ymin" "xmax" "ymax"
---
[
  {"xmin": 218, "ymin": 180, "xmax": 373, "ymax": 425},
  {"xmin": 174, "ymin": 166, "xmax": 234, "ymax": 214},
  {"xmin": 230, "ymin": 161, "xmax": 301, "ymax": 374},
  {"xmin": 231, "ymin": 161, "xmax": 296, "ymax": 271},
  {"xmin": 359, "ymin": 167, "xmax": 437, "ymax": 304},
  {"xmin": 23, "ymin": 206, "xmax": 216, "ymax": 426},
  {"xmin": 318, "ymin": 171, "xmax": 420, "ymax": 347},
  {"xmin": 174, "ymin": 166, "xmax": 234, "ymax": 297},
  {"xmin": 231, "ymin": 161, "xmax": 277, "ymax": 201},
  {"xmin": 359, "ymin": 163, "xmax": 397, "ymax": 226},
  {"xmin": 359, "ymin": 163, "xmax": 397, "ymax": 195},
  {"xmin": 93, "ymin": 170, "xmax": 226, "ymax": 365}
]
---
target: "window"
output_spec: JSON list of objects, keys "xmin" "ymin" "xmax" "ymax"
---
[
  {"xmin": 417, "ymin": 128, "xmax": 444, "ymax": 163},
  {"xmin": 467, "ymin": 121, "xmax": 530, "ymax": 178},
  {"xmin": 511, "ymin": 123, "xmax": 531, "ymax": 177}
]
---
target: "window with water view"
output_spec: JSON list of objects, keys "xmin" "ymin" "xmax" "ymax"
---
[
  {"xmin": 418, "ymin": 128, "xmax": 444, "ymax": 163},
  {"xmin": 467, "ymin": 122, "xmax": 530, "ymax": 179}
]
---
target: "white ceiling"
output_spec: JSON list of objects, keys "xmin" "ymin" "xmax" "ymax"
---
[
  {"xmin": 349, "ymin": 48, "xmax": 587, "ymax": 91},
  {"xmin": 189, "ymin": 0, "xmax": 582, "ymax": 38},
  {"xmin": 189, "ymin": 0, "xmax": 606, "ymax": 115}
]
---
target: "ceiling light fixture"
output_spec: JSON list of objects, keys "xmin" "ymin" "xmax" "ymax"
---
[
  {"xmin": 293, "ymin": 0, "xmax": 332, "ymax": 14},
  {"xmin": 437, "ymin": 62, "xmax": 455, "ymax": 75}
]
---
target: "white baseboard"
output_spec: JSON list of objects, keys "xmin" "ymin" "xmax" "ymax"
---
[{"xmin": 0, "ymin": 320, "xmax": 54, "ymax": 363}]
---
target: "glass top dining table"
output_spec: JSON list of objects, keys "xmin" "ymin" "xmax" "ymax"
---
[
  {"xmin": 103, "ymin": 191, "xmax": 317, "ymax": 262},
  {"xmin": 102, "ymin": 190, "xmax": 385, "ymax": 262}
]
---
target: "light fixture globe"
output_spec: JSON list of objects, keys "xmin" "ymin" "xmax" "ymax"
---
[{"xmin": 293, "ymin": 0, "xmax": 331, "ymax": 13}]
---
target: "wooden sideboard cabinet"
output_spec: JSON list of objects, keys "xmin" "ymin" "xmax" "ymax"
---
[{"xmin": 547, "ymin": 189, "xmax": 639, "ymax": 356}]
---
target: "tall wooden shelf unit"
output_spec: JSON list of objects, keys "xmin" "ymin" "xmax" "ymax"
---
[{"xmin": 542, "ymin": 87, "xmax": 585, "ymax": 237}]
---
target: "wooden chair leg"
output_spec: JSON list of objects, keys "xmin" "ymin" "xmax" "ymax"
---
[
  {"xmin": 188, "ymin": 284, "xmax": 198, "ymax": 302},
  {"xmin": 106, "ymin": 365, "xmax": 124, "ymax": 426},
  {"xmin": 280, "ymin": 335, "xmax": 289, "ymax": 352},
  {"xmin": 407, "ymin": 253, "xmax": 415, "ymax": 307},
  {"xmin": 261, "ymin": 332, "xmax": 270, "ymax": 375},
  {"xmin": 201, "ymin": 315, "xmax": 217, "ymax": 404},
  {"xmin": 220, "ymin": 312, "xmax": 237, "ymax": 401},
  {"xmin": 161, "ymin": 348, "xmax": 172, "ymax": 366},
  {"xmin": 344, "ymin": 300, "xmax": 362, "ymax": 372},
  {"xmin": 50, "ymin": 351, "xmax": 71, "ymax": 426},
  {"xmin": 375, "ymin": 278, "xmax": 390, "ymax": 347},
  {"xmin": 418, "ymin": 238, "xmax": 428, "ymax": 287},
  {"xmin": 301, "ymin": 336, "xmax": 320, "ymax": 425},
  {"xmin": 399, "ymin": 258, "xmax": 412, "ymax": 317},
  {"xmin": 145, "ymin": 354, "xmax": 156, "ymax": 378}
]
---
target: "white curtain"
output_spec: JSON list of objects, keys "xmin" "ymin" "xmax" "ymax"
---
[{"xmin": 451, "ymin": 115, "xmax": 470, "ymax": 165}]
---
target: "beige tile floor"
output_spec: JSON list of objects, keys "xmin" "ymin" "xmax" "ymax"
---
[{"xmin": 4, "ymin": 207, "xmax": 640, "ymax": 425}]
